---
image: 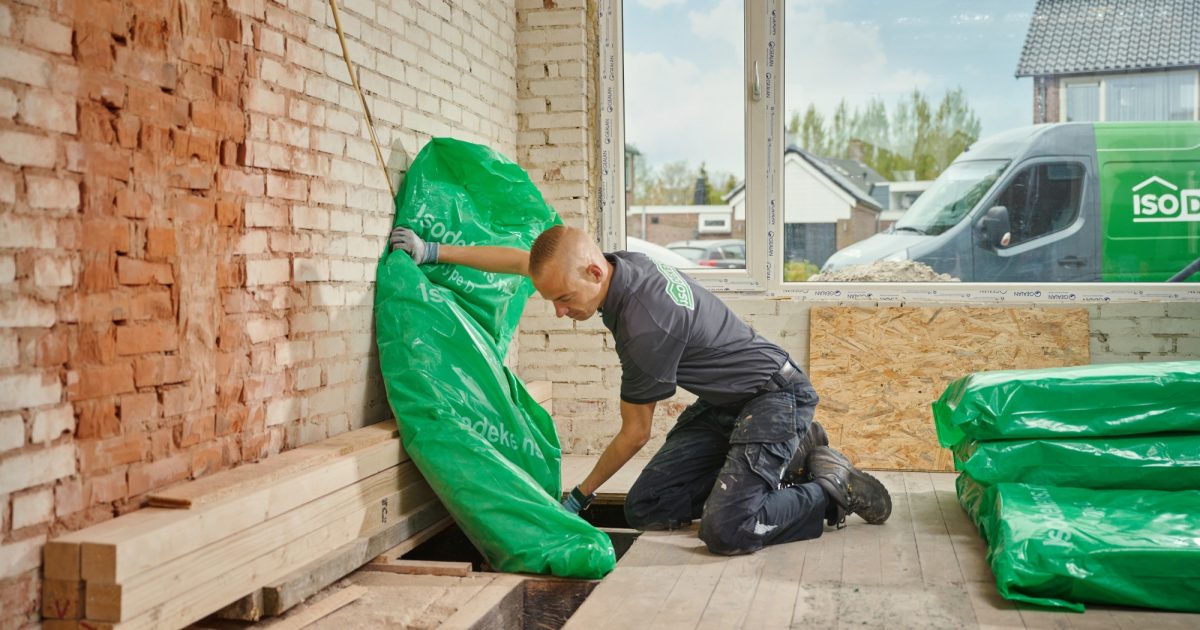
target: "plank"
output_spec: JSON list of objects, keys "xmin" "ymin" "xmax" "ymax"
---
[
  {"xmin": 42, "ymin": 579, "xmax": 84, "ymax": 620},
  {"xmin": 148, "ymin": 422, "xmax": 398, "ymax": 509},
  {"xmin": 645, "ymin": 535, "xmax": 727, "ymax": 629},
  {"xmin": 262, "ymin": 509, "xmax": 452, "ymax": 617},
  {"xmin": 437, "ymin": 574, "xmax": 525, "ymax": 630},
  {"xmin": 563, "ymin": 530, "xmax": 686, "ymax": 630},
  {"xmin": 89, "ymin": 479, "xmax": 423, "ymax": 630},
  {"xmin": 261, "ymin": 585, "xmax": 367, "ymax": 630},
  {"xmin": 84, "ymin": 464, "xmax": 429, "ymax": 622},
  {"xmin": 741, "ymin": 537, "xmax": 806, "ymax": 628},
  {"xmin": 874, "ymin": 470, "xmax": 922, "ymax": 587},
  {"xmin": 361, "ymin": 559, "xmax": 472, "ymax": 577},
  {"xmin": 79, "ymin": 438, "xmax": 406, "ymax": 584},
  {"xmin": 44, "ymin": 538, "xmax": 85, "ymax": 581},
  {"xmin": 808, "ymin": 306, "xmax": 1089, "ymax": 470},
  {"xmin": 793, "ymin": 525, "xmax": 844, "ymax": 627},
  {"xmin": 526, "ymin": 380, "xmax": 553, "ymax": 405},
  {"xmin": 694, "ymin": 552, "xmax": 764, "ymax": 630},
  {"xmin": 904, "ymin": 472, "xmax": 966, "ymax": 589}
]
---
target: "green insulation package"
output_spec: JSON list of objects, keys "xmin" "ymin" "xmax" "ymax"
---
[
  {"xmin": 956, "ymin": 475, "xmax": 1200, "ymax": 613},
  {"xmin": 952, "ymin": 433, "xmax": 1200, "ymax": 491},
  {"xmin": 933, "ymin": 361, "xmax": 1200, "ymax": 447},
  {"xmin": 374, "ymin": 138, "xmax": 615, "ymax": 578}
]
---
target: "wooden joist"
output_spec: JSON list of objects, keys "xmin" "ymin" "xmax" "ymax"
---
[
  {"xmin": 147, "ymin": 423, "xmax": 398, "ymax": 509},
  {"xmin": 83, "ymin": 464, "xmax": 428, "ymax": 622},
  {"xmin": 260, "ymin": 585, "xmax": 367, "ymax": 630},
  {"xmin": 362, "ymin": 559, "xmax": 472, "ymax": 577},
  {"xmin": 79, "ymin": 436, "xmax": 407, "ymax": 584}
]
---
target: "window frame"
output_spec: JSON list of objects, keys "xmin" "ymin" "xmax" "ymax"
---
[
  {"xmin": 1059, "ymin": 69, "xmax": 1200, "ymax": 123},
  {"xmin": 599, "ymin": 1, "xmax": 1200, "ymax": 304}
]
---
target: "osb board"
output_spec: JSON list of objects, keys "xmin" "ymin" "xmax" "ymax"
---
[{"xmin": 808, "ymin": 307, "xmax": 1089, "ymax": 472}]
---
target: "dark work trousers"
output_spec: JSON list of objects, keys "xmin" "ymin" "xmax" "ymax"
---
[{"xmin": 623, "ymin": 379, "xmax": 829, "ymax": 556}]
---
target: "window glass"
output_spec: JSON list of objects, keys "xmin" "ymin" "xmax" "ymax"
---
[
  {"xmin": 621, "ymin": 1, "xmax": 745, "ymax": 270},
  {"xmin": 991, "ymin": 163, "xmax": 1085, "ymax": 246},
  {"xmin": 1065, "ymin": 83, "xmax": 1099, "ymax": 122}
]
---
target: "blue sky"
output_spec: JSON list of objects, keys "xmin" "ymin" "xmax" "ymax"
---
[{"xmin": 623, "ymin": 0, "xmax": 1038, "ymax": 177}]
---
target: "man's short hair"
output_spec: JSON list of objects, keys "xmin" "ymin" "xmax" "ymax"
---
[{"xmin": 529, "ymin": 225, "xmax": 567, "ymax": 277}]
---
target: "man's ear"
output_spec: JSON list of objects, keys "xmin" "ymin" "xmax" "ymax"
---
[{"xmin": 584, "ymin": 261, "xmax": 604, "ymax": 283}]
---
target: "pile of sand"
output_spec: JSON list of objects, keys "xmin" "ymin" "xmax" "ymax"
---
[{"xmin": 807, "ymin": 260, "xmax": 960, "ymax": 282}]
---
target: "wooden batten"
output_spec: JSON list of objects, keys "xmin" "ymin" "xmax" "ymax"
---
[
  {"xmin": 147, "ymin": 422, "xmax": 399, "ymax": 509},
  {"xmin": 42, "ymin": 579, "xmax": 84, "ymax": 620},
  {"xmin": 86, "ymin": 488, "xmax": 438, "ymax": 630},
  {"xmin": 362, "ymin": 559, "xmax": 472, "ymax": 577},
  {"xmin": 78, "ymin": 438, "xmax": 407, "ymax": 584},
  {"xmin": 83, "ymin": 465, "xmax": 431, "ymax": 622}
]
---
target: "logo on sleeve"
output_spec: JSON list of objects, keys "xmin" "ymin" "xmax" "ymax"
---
[{"xmin": 654, "ymin": 263, "xmax": 695, "ymax": 310}]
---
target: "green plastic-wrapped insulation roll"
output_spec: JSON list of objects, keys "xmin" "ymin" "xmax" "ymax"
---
[
  {"xmin": 956, "ymin": 474, "xmax": 1200, "ymax": 613},
  {"xmin": 952, "ymin": 433, "xmax": 1200, "ymax": 491},
  {"xmin": 374, "ymin": 138, "xmax": 615, "ymax": 578},
  {"xmin": 933, "ymin": 361, "xmax": 1200, "ymax": 448}
]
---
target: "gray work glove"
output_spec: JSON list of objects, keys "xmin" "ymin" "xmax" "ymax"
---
[{"xmin": 389, "ymin": 226, "xmax": 439, "ymax": 264}]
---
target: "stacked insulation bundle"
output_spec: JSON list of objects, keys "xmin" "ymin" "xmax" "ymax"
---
[{"xmin": 933, "ymin": 361, "xmax": 1200, "ymax": 613}]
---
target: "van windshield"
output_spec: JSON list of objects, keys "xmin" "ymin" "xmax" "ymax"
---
[{"xmin": 893, "ymin": 160, "xmax": 1009, "ymax": 236}]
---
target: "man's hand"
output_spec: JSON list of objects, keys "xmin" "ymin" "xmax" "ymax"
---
[
  {"xmin": 389, "ymin": 226, "xmax": 439, "ymax": 264},
  {"xmin": 561, "ymin": 485, "xmax": 594, "ymax": 514}
]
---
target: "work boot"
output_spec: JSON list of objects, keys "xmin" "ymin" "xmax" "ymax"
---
[
  {"xmin": 809, "ymin": 446, "xmax": 892, "ymax": 527},
  {"xmin": 782, "ymin": 421, "xmax": 828, "ymax": 484}
]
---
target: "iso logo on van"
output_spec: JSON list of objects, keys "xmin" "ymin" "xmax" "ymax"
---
[{"xmin": 1131, "ymin": 176, "xmax": 1200, "ymax": 222}]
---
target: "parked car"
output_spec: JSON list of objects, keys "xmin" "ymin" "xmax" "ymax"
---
[
  {"xmin": 666, "ymin": 239, "xmax": 746, "ymax": 269},
  {"xmin": 626, "ymin": 237, "xmax": 701, "ymax": 269}
]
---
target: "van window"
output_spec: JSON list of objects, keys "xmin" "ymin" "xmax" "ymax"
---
[
  {"xmin": 992, "ymin": 162, "xmax": 1086, "ymax": 246},
  {"xmin": 893, "ymin": 160, "xmax": 1009, "ymax": 236}
]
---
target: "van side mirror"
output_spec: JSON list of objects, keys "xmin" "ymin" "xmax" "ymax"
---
[{"xmin": 977, "ymin": 205, "xmax": 1012, "ymax": 249}]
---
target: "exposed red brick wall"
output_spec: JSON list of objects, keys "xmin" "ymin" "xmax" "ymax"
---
[{"xmin": 0, "ymin": 0, "xmax": 520, "ymax": 625}]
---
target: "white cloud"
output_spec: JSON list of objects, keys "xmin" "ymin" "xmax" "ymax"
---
[
  {"xmin": 637, "ymin": 0, "xmax": 686, "ymax": 10},
  {"xmin": 623, "ymin": 51, "xmax": 745, "ymax": 176},
  {"xmin": 688, "ymin": 0, "xmax": 742, "ymax": 54},
  {"xmin": 784, "ymin": 0, "xmax": 931, "ymax": 119}
]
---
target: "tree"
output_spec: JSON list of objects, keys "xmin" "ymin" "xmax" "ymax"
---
[{"xmin": 788, "ymin": 87, "xmax": 981, "ymax": 181}]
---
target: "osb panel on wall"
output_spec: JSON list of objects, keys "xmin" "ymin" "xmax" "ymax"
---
[{"xmin": 808, "ymin": 307, "xmax": 1090, "ymax": 471}]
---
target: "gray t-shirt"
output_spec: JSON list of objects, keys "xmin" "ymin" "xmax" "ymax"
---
[{"xmin": 599, "ymin": 251, "xmax": 788, "ymax": 406}]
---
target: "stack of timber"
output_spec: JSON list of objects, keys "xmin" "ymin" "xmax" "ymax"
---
[{"xmin": 40, "ymin": 421, "xmax": 447, "ymax": 630}]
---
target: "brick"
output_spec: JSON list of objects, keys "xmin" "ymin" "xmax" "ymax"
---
[
  {"xmin": 246, "ymin": 84, "xmax": 285, "ymax": 115},
  {"xmin": 133, "ymin": 354, "xmax": 191, "ymax": 387},
  {"xmin": 0, "ymin": 45, "xmax": 50, "ymax": 87},
  {"xmin": 0, "ymin": 296, "xmax": 57, "ymax": 327},
  {"xmin": 86, "ymin": 469, "xmax": 127, "ymax": 504},
  {"xmin": 20, "ymin": 89, "xmax": 77, "ymax": 135},
  {"xmin": 0, "ymin": 414, "xmax": 22, "ymax": 452},
  {"xmin": 191, "ymin": 101, "xmax": 244, "ymax": 135},
  {"xmin": 26, "ymin": 175, "xmax": 80, "ymax": 209},
  {"xmin": 267, "ymin": 174, "xmax": 307, "ymax": 201},
  {"xmin": 145, "ymin": 227, "xmax": 176, "ymax": 259},
  {"xmin": 0, "ymin": 443, "xmax": 74, "ymax": 494},
  {"xmin": 128, "ymin": 455, "xmax": 190, "ymax": 497},
  {"xmin": 191, "ymin": 443, "xmax": 224, "ymax": 477},
  {"xmin": 246, "ymin": 317, "xmax": 287, "ymax": 343},
  {"xmin": 116, "ymin": 321, "xmax": 178, "ymax": 355},
  {"xmin": 0, "ymin": 130, "xmax": 56, "ymax": 167},
  {"xmin": 275, "ymin": 340, "xmax": 312, "ymax": 365},
  {"xmin": 31, "ymin": 404, "xmax": 74, "ymax": 444},
  {"xmin": 34, "ymin": 255, "xmax": 74, "ymax": 287},
  {"xmin": 130, "ymin": 290, "xmax": 172, "ymax": 320},
  {"xmin": 265, "ymin": 396, "xmax": 300, "ymax": 426},
  {"xmin": 245, "ymin": 258, "xmax": 289, "ymax": 285},
  {"xmin": 81, "ymin": 221, "xmax": 132, "ymax": 253},
  {"xmin": 12, "ymin": 488, "xmax": 53, "ymax": 529},
  {"xmin": 291, "ymin": 205, "xmax": 328, "ymax": 230},
  {"xmin": 118, "ymin": 258, "xmax": 174, "ymax": 285},
  {"xmin": 78, "ymin": 433, "xmax": 147, "ymax": 474},
  {"xmin": 0, "ymin": 536, "xmax": 44, "ymax": 581},
  {"xmin": 68, "ymin": 364, "xmax": 133, "ymax": 401},
  {"xmin": 218, "ymin": 169, "xmax": 265, "ymax": 195},
  {"xmin": 175, "ymin": 411, "xmax": 214, "ymax": 447},
  {"xmin": 0, "ymin": 332, "xmax": 15, "ymax": 366},
  {"xmin": 162, "ymin": 382, "xmax": 203, "ymax": 417},
  {"xmin": 295, "ymin": 365, "xmax": 321, "ymax": 390},
  {"xmin": 0, "ymin": 372, "xmax": 61, "ymax": 411}
]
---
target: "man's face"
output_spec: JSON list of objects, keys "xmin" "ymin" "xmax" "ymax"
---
[{"xmin": 533, "ymin": 265, "xmax": 602, "ymax": 321}]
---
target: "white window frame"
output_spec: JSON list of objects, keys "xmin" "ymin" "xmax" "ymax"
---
[
  {"xmin": 599, "ymin": 2, "xmax": 1200, "ymax": 304},
  {"xmin": 1059, "ymin": 69, "xmax": 1200, "ymax": 123}
]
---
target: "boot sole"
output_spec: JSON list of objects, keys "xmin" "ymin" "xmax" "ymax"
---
[{"xmin": 846, "ymin": 468, "xmax": 892, "ymax": 524}]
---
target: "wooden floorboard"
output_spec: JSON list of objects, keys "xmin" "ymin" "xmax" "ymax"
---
[{"xmin": 562, "ymin": 463, "xmax": 1200, "ymax": 629}]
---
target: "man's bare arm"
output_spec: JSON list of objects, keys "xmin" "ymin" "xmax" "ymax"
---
[
  {"xmin": 438, "ymin": 244, "xmax": 530, "ymax": 277},
  {"xmin": 575, "ymin": 400, "xmax": 655, "ymax": 497}
]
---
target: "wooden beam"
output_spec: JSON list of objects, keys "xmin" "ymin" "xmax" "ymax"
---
[
  {"xmin": 42, "ymin": 579, "xmax": 84, "ymax": 619},
  {"xmin": 261, "ymin": 507, "xmax": 452, "ymax": 617},
  {"xmin": 78, "ymin": 438, "xmax": 406, "ymax": 584},
  {"xmin": 361, "ymin": 559, "xmax": 472, "ymax": 577},
  {"xmin": 437, "ymin": 574, "xmax": 526, "ymax": 630},
  {"xmin": 83, "ymin": 465, "xmax": 430, "ymax": 622},
  {"xmin": 90, "ymin": 480, "xmax": 423, "ymax": 630},
  {"xmin": 260, "ymin": 585, "xmax": 366, "ymax": 630},
  {"xmin": 147, "ymin": 422, "xmax": 398, "ymax": 509},
  {"xmin": 43, "ymin": 538, "xmax": 84, "ymax": 581}
]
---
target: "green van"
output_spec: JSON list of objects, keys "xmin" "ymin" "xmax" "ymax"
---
[{"xmin": 822, "ymin": 122, "xmax": 1200, "ymax": 282}]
